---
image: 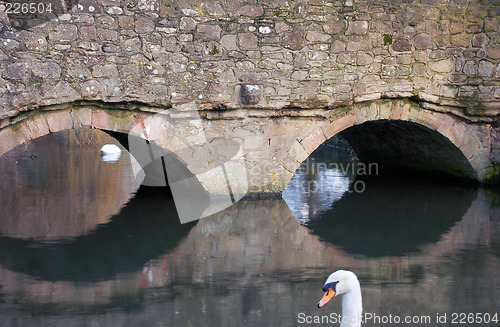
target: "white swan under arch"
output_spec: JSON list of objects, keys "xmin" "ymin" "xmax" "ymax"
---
[{"xmin": 100, "ymin": 144, "xmax": 122, "ymax": 162}]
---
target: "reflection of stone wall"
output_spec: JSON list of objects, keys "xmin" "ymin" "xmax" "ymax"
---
[
  {"xmin": 0, "ymin": 192, "xmax": 496, "ymax": 319},
  {"xmin": 0, "ymin": 129, "xmax": 139, "ymax": 239},
  {"xmin": 0, "ymin": 0, "xmax": 498, "ymax": 117}
]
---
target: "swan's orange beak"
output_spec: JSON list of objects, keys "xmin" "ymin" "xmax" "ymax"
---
[{"xmin": 317, "ymin": 288, "xmax": 335, "ymax": 308}]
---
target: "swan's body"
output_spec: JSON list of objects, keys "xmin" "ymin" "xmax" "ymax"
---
[
  {"xmin": 317, "ymin": 270, "xmax": 362, "ymax": 327},
  {"xmin": 100, "ymin": 144, "xmax": 121, "ymax": 162}
]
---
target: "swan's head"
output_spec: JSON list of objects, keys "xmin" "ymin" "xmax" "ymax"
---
[{"xmin": 317, "ymin": 270, "xmax": 360, "ymax": 308}]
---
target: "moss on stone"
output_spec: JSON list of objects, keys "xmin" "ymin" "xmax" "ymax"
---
[
  {"xmin": 484, "ymin": 163, "xmax": 500, "ymax": 184},
  {"xmin": 383, "ymin": 34, "xmax": 393, "ymax": 45},
  {"xmin": 209, "ymin": 45, "xmax": 219, "ymax": 55}
]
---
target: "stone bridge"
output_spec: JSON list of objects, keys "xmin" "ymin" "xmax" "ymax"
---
[{"xmin": 0, "ymin": 0, "xmax": 499, "ymax": 196}]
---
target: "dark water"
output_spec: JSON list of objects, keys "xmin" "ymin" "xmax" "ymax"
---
[{"xmin": 0, "ymin": 130, "xmax": 498, "ymax": 326}]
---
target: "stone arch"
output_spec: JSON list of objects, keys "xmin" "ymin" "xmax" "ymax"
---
[
  {"xmin": 0, "ymin": 106, "xmax": 249, "ymax": 221},
  {"xmin": 0, "ymin": 107, "xmax": 214, "ymax": 186},
  {"xmin": 285, "ymin": 99, "xmax": 491, "ymax": 186},
  {"xmin": 0, "ymin": 107, "xmax": 204, "ymax": 192}
]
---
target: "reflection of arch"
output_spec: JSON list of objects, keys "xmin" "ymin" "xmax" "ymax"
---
[
  {"xmin": 303, "ymin": 175, "xmax": 476, "ymax": 257},
  {"xmin": 0, "ymin": 187, "xmax": 196, "ymax": 282},
  {"xmin": 0, "ymin": 192, "xmax": 493, "ymax": 311},
  {"xmin": 0, "ymin": 189, "xmax": 498, "ymax": 316},
  {"xmin": 285, "ymin": 99, "xmax": 491, "ymax": 187}
]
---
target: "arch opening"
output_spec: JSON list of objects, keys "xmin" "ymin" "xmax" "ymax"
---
[
  {"xmin": 338, "ymin": 119, "xmax": 477, "ymax": 182},
  {"xmin": 283, "ymin": 119, "xmax": 480, "ymax": 256},
  {"xmin": 0, "ymin": 127, "xmax": 197, "ymax": 281}
]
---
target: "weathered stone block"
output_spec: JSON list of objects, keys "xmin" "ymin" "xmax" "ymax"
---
[
  {"xmin": 428, "ymin": 58, "xmax": 454, "ymax": 73},
  {"xmin": 81, "ymin": 80, "xmax": 101, "ymax": 97},
  {"xmin": 49, "ymin": 24, "xmax": 78, "ymax": 42},
  {"xmin": 463, "ymin": 61, "xmax": 477, "ymax": 76},
  {"xmin": 413, "ymin": 33, "xmax": 433, "ymax": 49},
  {"xmin": 356, "ymin": 52, "xmax": 373, "ymax": 65},
  {"xmin": 238, "ymin": 5, "xmax": 263, "ymax": 17},
  {"xmin": 45, "ymin": 110, "xmax": 73, "ymax": 133},
  {"xmin": 107, "ymin": 6, "xmax": 123, "ymax": 15},
  {"xmin": 275, "ymin": 22, "xmax": 292, "ymax": 34},
  {"xmin": 236, "ymin": 61, "xmax": 255, "ymax": 71},
  {"xmin": 488, "ymin": 46, "xmax": 500, "ymax": 60},
  {"xmin": 336, "ymin": 52, "xmax": 356, "ymax": 65},
  {"xmin": 198, "ymin": 25, "xmax": 222, "ymax": 41},
  {"xmin": 2, "ymin": 63, "xmax": 29, "ymax": 80},
  {"xmin": 244, "ymin": 135, "xmax": 266, "ymax": 150},
  {"xmin": 306, "ymin": 31, "xmax": 331, "ymax": 42},
  {"xmin": 484, "ymin": 17, "xmax": 499, "ymax": 32},
  {"xmin": 478, "ymin": 60, "xmax": 494, "ymax": 77},
  {"xmin": 178, "ymin": 34, "xmax": 193, "ymax": 43},
  {"xmin": 289, "ymin": 140, "xmax": 309, "ymax": 163},
  {"xmin": 392, "ymin": 38, "xmax": 412, "ymax": 52},
  {"xmin": 323, "ymin": 22, "xmax": 344, "ymax": 35},
  {"xmin": 201, "ymin": 1, "xmax": 225, "ymax": 16},
  {"xmin": 239, "ymin": 84, "xmax": 262, "ymax": 104},
  {"xmin": 282, "ymin": 31, "xmax": 302, "ymax": 50},
  {"xmin": 118, "ymin": 16, "xmax": 134, "ymax": 29},
  {"xmin": 79, "ymin": 26, "xmax": 97, "ymax": 40},
  {"xmin": 5, "ymin": 81, "xmax": 24, "ymax": 93},
  {"xmin": 323, "ymin": 114, "xmax": 355, "ymax": 139},
  {"xmin": 346, "ymin": 21, "xmax": 368, "ymax": 35},
  {"xmin": 135, "ymin": 17, "xmax": 155, "ymax": 34},
  {"xmin": 237, "ymin": 33, "xmax": 258, "ymax": 50},
  {"xmin": 450, "ymin": 21, "xmax": 464, "ymax": 34},
  {"xmin": 102, "ymin": 43, "xmax": 120, "ymax": 53},
  {"xmin": 330, "ymin": 40, "xmax": 345, "ymax": 53},
  {"xmin": 220, "ymin": 34, "xmax": 238, "ymax": 51},
  {"xmin": 472, "ymin": 33, "xmax": 490, "ymax": 48},
  {"xmin": 123, "ymin": 37, "xmax": 141, "ymax": 52},
  {"xmin": 346, "ymin": 36, "xmax": 369, "ymax": 51},
  {"xmin": 145, "ymin": 63, "xmax": 166, "ymax": 76},
  {"xmin": 180, "ymin": 17, "xmax": 197, "ymax": 31},
  {"xmin": 92, "ymin": 64, "xmax": 119, "ymax": 78},
  {"xmin": 300, "ymin": 128, "xmax": 325, "ymax": 154},
  {"xmin": 97, "ymin": 28, "xmax": 118, "ymax": 41},
  {"xmin": 32, "ymin": 62, "xmax": 61, "ymax": 79}
]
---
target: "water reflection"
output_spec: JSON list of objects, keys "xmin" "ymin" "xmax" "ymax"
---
[
  {"xmin": 0, "ymin": 129, "xmax": 140, "ymax": 241},
  {"xmin": 0, "ymin": 130, "xmax": 498, "ymax": 326},
  {"xmin": 282, "ymin": 141, "xmax": 358, "ymax": 224},
  {"xmin": 0, "ymin": 187, "xmax": 195, "ymax": 281},
  {"xmin": 304, "ymin": 176, "xmax": 475, "ymax": 257}
]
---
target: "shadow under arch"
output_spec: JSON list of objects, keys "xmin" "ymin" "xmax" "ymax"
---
[
  {"xmin": 303, "ymin": 175, "xmax": 477, "ymax": 257},
  {"xmin": 285, "ymin": 112, "xmax": 480, "ymax": 256},
  {"xmin": 338, "ymin": 119, "xmax": 476, "ymax": 182},
  {"xmin": 103, "ymin": 130, "xmax": 213, "ymax": 219},
  {"xmin": 0, "ymin": 186, "xmax": 196, "ymax": 282}
]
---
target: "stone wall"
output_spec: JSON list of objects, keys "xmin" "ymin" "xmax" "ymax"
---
[{"xmin": 0, "ymin": 0, "xmax": 499, "ymax": 119}]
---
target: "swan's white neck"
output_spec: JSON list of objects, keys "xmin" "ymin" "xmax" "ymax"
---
[{"xmin": 340, "ymin": 284, "xmax": 362, "ymax": 327}]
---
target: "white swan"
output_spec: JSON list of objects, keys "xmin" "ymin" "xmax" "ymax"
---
[
  {"xmin": 317, "ymin": 270, "xmax": 363, "ymax": 327},
  {"xmin": 100, "ymin": 144, "xmax": 121, "ymax": 162}
]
